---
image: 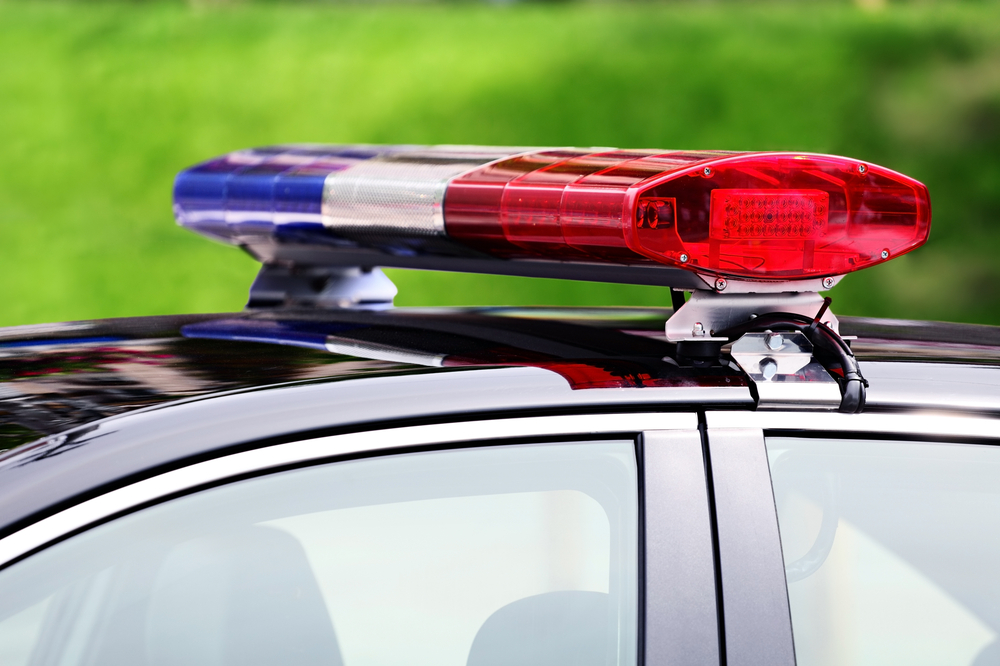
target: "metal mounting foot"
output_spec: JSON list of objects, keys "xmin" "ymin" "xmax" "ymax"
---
[{"xmin": 246, "ymin": 265, "xmax": 397, "ymax": 310}]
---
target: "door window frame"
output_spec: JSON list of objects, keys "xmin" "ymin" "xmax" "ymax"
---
[
  {"xmin": 704, "ymin": 409, "xmax": 1000, "ymax": 666},
  {"xmin": 0, "ymin": 410, "xmax": 724, "ymax": 666}
]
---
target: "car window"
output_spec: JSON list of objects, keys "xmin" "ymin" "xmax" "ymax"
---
[
  {"xmin": 0, "ymin": 439, "xmax": 638, "ymax": 666},
  {"xmin": 766, "ymin": 437, "xmax": 1000, "ymax": 666}
]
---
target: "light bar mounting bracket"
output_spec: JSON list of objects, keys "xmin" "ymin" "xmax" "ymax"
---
[
  {"xmin": 728, "ymin": 331, "xmax": 843, "ymax": 410},
  {"xmin": 247, "ymin": 264, "xmax": 397, "ymax": 310},
  {"xmin": 666, "ymin": 290, "xmax": 840, "ymax": 342}
]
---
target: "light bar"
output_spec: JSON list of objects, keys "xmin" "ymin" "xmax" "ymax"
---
[{"xmin": 174, "ymin": 145, "xmax": 930, "ymax": 283}]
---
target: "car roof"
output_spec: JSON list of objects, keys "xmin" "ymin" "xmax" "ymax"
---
[
  {"xmin": 0, "ymin": 307, "xmax": 731, "ymax": 450},
  {"xmin": 1, "ymin": 305, "xmax": 999, "ymax": 541},
  {"xmin": 1, "ymin": 306, "xmax": 999, "ymax": 449}
]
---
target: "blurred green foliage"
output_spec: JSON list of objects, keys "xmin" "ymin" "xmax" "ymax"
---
[{"xmin": 0, "ymin": 0, "xmax": 998, "ymax": 326}]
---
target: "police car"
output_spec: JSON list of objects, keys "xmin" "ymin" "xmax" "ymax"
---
[{"xmin": 0, "ymin": 145, "xmax": 997, "ymax": 666}]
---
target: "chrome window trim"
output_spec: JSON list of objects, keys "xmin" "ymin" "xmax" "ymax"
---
[
  {"xmin": 706, "ymin": 410, "xmax": 1000, "ymax": 439},
  {"xmin": 0, "ymin": 411, "xmax": 695, "ymax": 570},
  {"xmin": 861, "ymin": 362, "xmax": 1000, "ymax": 414}
]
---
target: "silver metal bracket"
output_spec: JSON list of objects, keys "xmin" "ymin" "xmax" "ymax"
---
[
  {"xmin": 696, "ymin": 274, "xmax": 844, "ymax": 294},
  {"xmin": 666, "ymin": 290, "xmax": 839, "ymax": 342},
  {"xmin": 729, "ymin": 331, "xmax": 842, "ymax": 410},
  {"xmin": 247, "ymin": 264, "xmax": 397, "ymax": 310}
]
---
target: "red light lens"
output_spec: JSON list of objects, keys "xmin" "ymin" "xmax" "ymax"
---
[
  {"xmin": 444, "ymin": 151, "xmax": 930, "ymax": 280},
  {"xmin": 709, "ymin": 190, "xmax": 828, "ymax": 240},
  {"xmin": 637, "ymin": 198, "xmax": 676, "ymax": 230},
  {"xmin": 631, "ymin": 154, "xmax": 930, "ymax": 278}
]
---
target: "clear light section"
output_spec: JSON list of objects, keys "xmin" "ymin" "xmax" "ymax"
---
[
  {"xmin": 321, "ymin": 148, "xmax": 530, "ymax": 242},
  {"xmin": 709, "ymin": 190, "xmax": 829, "ymax": 240}
]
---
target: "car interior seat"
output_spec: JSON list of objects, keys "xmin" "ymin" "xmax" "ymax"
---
[
  {"xmin": 145, "ymin": 525, "xmax": 343, "ymax": 666},
  {"xmin": 466, "ymin": 590, "xmax": 610, "ymax": 666}
]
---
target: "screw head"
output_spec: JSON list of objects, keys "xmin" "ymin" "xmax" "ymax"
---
[
  {"xmin": 858, "ymin": 164, "xmax": 867, "ymax": 174},
  {"xmin": 679, "ymin": 253, "xmax": 689, "ymax": 263},
  {"xmin": 822, "ymin": 276, "xmax": 835, "ymax": 289},
  {"xmin": 692, "ymin": 322, "xmax": 706, "ymax": 337},
  {"xmin": 880, "ymin": 249, "xmax": 889, "ymax": 260},
  {"xmin": 714, "ymin": 277, "xmax": 728, "ymax": 291},
  {"xmin": 766, "ymin": 332, "xmax": 784, "ymax": 351},
  {"xmin": 703, "ymin": 167, "xmax": 712, "ymax": 177},
  {"xmin": 760, "ymin": 358, "xmax": 779, "ymax": 381}
]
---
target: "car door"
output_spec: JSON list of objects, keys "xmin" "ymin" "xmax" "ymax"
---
[
  {"xmin": 706, "ymin": 410, "xmax": 1000, "ymax": 666},
  {"xmin": 0, "ymin": 411, "xmax": 720, "ymax": 666}
]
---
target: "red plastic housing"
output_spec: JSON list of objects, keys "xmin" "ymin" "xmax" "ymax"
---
[{"xmin": 444, "ymin": 151, "xmax": 930, "ymax": 280}]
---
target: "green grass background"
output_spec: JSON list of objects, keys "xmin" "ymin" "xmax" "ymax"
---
[{"xmin": 1, "ymin": 0, "xmax": 999, "ymax": 327}]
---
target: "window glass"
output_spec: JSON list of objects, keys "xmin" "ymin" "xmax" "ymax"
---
[
  {"xmin": 767, "ymin": 437, "xmax": 1000, "ymax": 666},
  {"xmin": 0, "ymin": 440, "xmax": 638, "ymax": 666}
]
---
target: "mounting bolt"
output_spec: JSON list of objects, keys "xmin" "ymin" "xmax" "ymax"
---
[
  {"xmin": 692, "ymin": 322, "xmax": 706, "ymax": 337},
  {"xmin": 715, "ymin": 277, "xmax": 728, "ymax": 291},
  {"xmin": 703, "ymin": 167, "xmax": 712, "ymax": 177},
  {"xmin": 880, "ymin": 248, "xmax": 889, "ymax": 260},
  {"xmin": 760, "ymin": 357, "xmax": 779, "ymax": 380},
  {"xmin": 765, "ymin": 332, "xmax": 783, "ymax": 351},
  {"xmin": 858, "ymin": 164, "xmax": 867, "ymax": 174},
  {"xmin": 822, "ymin": 276, "xmax": 835, "ymax": 289},
  {"xmin": 679, "ymin": 253, "xmax": 689, "ymax": 263}
]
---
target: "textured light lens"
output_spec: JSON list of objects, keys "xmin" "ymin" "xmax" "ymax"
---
[{"xmin": 708, "ymin": 190, "xmax": 828, "ymax": 240}]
